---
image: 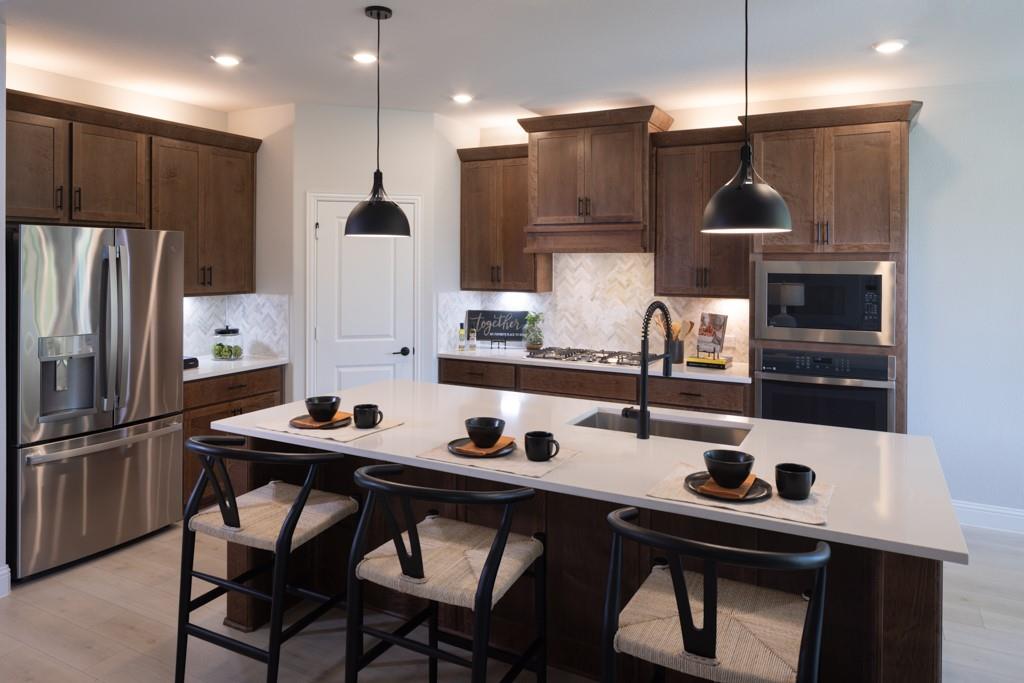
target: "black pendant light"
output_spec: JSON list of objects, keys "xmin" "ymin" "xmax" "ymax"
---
[
  {"xmin": 345, "ymin": 5, "xmax": 411, "ymax": 237},
  {"xmin": 702, "ymin": 0, "xmax": 791, "ymax": 235}
]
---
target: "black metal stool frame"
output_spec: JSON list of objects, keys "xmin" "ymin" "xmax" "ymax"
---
[
  {"xmin": 346, "ymin": 463, "xmax": 547, "ymax": 683},
  {"xmin": 601, "ymin": 507, "xmax": 831, "ymax": 683},
  {"xmin": 175, "ymin": 436, "xmax": 351, "ymax": 683}
]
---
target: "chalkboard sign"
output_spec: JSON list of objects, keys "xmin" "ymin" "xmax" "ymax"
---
[{"xmin": 465, "ymin": 310, "xmax": 529, "ymax": 342}]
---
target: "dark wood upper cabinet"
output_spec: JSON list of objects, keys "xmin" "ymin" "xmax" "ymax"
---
[
  {"xmin": 7, "ymin": 111, "xmax": 69, "ymax": 222},
  {"xmin": 71, "ymin": 122, "xmax": 147, "ymax": 225},
  {"xmin": 530, "ymin": 129, "xmax": 585, "ymax": 225},
  {"xmin": 702, "ymin": 142, "xmax": 751, "ymax": 297},
  {"xmin": 520, "ymin": 106, "xmax": 672, "ymax": 253},
  {"xmin": 752, "ymin": 128, "xmax": 821, "ymax": 253},
  {"xmin": 152, "ymin": 138, "xmax": 256, "ymax": 296},
  {"xmin": 458, "ymin": 145, "xmax": 551, "ymax": 292},
  {"xmin": 747, "ymin": 103, "xmax": 916, "ymax": 254},
  {"xmin": 202, "ymin": 146, "xmax": 255, "ymax": 295},
  {"xmin": 460, "ymin": 159, "xmax": 499, "ymax": 290},
  {"xmin": 654, "ymin": 133, "xmax": 750, "ymax": 299},
  {"xmin": 584, "ymin": 124, "xmax": 645, "ymax": 224},
  {"xmin": 654, "ymin": 145, "xmax": 702, "ymax": 296},
  {"xmin": 497, "ymin": 157, "xmax": 540, "ymax": 291},
  {"xmin": 152, "ymin": 137, "xmax": 202, "ymax": 295},
  {"xmin": 822, "ymin": 122, "xmax": 905, "ymax": 252}
]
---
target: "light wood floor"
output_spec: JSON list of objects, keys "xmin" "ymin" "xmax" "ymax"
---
[{"xmin": 0, "ymin": 524, "xmax": 1018, "ymax": 682}]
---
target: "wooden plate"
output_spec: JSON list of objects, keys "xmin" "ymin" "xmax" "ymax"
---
[
  {"xmin": 684, "ymin": 471, "xmax": 772, "ymax": 503},
  {"xmin": 289, "ymin": 412, "xmax": 352, "ymax": 430},
  {"xmin": 447, "ymin": 437, "xmax": 516, "ymax": 459}
]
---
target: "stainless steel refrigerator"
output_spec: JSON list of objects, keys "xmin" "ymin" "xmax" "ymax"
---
[{"xmin": 7, "ymin": 224, "xmax": 184, "ymax": 578}]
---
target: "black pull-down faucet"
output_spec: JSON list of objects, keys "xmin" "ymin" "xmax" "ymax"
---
[{"xmin": 622, "ymin": 300, "xmax": 673, "ymax": 439}]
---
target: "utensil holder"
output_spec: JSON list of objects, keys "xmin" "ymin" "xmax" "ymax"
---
[{"xmin": 669, "ymin": 340, "xmax": 685, "ymax": 364}]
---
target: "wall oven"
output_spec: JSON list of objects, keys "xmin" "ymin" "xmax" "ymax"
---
[
  {"xmin": 755, "ymin": 349, "xmax": 896, "ymax": 432},
  {"xmin": 755, "ymin": 260, "xmax": 896, "ymax": 346}
]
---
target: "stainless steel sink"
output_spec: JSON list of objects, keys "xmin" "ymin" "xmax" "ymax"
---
[{"xmin": 572, "ymin": 409, "xmax": 750, "ymax": 446}]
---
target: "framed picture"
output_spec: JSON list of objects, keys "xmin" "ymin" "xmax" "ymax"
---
[{"xmin": 697, "ymin": 312, "xmax": 728, "ymax": 357}]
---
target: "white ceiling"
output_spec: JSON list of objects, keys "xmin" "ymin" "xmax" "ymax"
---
[{"xmin": 6, "ymin": 0, "xmax": 1023, "ymax": 128}]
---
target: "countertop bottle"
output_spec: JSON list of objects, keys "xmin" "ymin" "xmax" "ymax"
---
[
  {"xmin": 468, "ymin": 327, "xmax": 477, "ymax": 350},
  {"xmin": 457, "ymin": 323, "xmax": 466, "ymax": 351}
]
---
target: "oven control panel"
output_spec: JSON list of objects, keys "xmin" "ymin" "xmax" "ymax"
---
[{"xmin": 760, "ymin": 349, "xmax": 893, "ymax": 381}]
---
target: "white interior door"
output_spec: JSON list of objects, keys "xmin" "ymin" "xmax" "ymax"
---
[{"xmin": 310, "ymin": 197, "xmax": 416, "ymax": 394}]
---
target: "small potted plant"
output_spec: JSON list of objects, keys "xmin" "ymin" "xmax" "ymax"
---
[{"xmin": 524, "ymin": 312, "xmax": 544, "ymax": 350}]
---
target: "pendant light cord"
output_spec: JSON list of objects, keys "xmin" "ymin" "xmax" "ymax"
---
[
  {"xmin": 376, "ymin": 14, "xmax": 381, "ymax": 172},
  {"xmin": 745, "ymin": 0, "xmax": 753, "ymax": 147}
]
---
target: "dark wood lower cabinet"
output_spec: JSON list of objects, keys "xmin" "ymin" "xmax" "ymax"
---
[{"xmin": 224, "ymin": 458, "xmax": 941, "ymax": 682}]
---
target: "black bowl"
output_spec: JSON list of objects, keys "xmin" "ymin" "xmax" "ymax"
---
[
  {"xmin": 305, "ymin": 395, "xmax": 340, "ymax": 422},
  {"xmin": 704, "ymin": 449, "xmax": 755, "ymax": 489},
  {"xmin": 465, "ymin": 417, "xmax": 506, "ymax": 448}
]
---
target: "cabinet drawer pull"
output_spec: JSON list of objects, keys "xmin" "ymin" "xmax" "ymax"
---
[
  {"xmin": 55, "ymin": 186, "xmax": 64, "ymax": 210},
  {"xmin": 465, "ymin": 371, "xmax": 485, "ymax": 377},
  {"xmin": 227, "ymin": 383, "xmax": 248, "ymax": 390},
  {"xmin": 678, "ymin": 391, "xmax": 703, "ymax": 398}
]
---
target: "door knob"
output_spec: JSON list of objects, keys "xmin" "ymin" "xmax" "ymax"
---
[{"xmin": 392, "ymin": 347, "xmax": 411, "ymax": 356}]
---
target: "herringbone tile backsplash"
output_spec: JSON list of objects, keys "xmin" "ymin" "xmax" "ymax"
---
[
  {"xmin": 183, "ymin": 294, "xmax": 290, "ymax": 359},
  {"xmin": 438, "ymin": 254, "xmax": 749, "ymax": 359}
]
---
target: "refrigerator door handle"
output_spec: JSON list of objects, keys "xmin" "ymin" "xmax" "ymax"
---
[
  {"xmin": 103, "ymin": 245, "xmax": 120, "ymax": 411},
  {"xmin": 24, "ymin": 423, "xmax": 182, "ymax": 466},
  {"xmin": 116, "ymin": 244, "xmax": 131, "ymax": 409}
]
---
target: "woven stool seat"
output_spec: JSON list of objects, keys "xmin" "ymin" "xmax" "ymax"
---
[
  {"xmin": 356, "ymin": 515, "xmax": 543, "ymax": 610},
  {"xmin": 615, "ymin": 565, "xmax": 809, "ymax": 683},
  {"xmin": 189, "ymin": 480, "xmax": 358, "ymax": 551}
]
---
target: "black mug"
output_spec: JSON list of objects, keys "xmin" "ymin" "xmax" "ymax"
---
[
  {"xmin": 353, "ymin": 404, "xmax": 384, "ymax": 429},
  {"xmin": 525, "ymin": 431, "xmax": 560, "ymax": 462},
  {"xmin": 775, "ymin": 463, "xmax": 816, "ymax": 500}
]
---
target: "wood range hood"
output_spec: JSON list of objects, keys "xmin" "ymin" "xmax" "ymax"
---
[{"xmin": 518, "ymin": 105, "xmax": 672, "ymax": 254}]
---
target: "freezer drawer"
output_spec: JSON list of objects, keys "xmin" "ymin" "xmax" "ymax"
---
[{"xmin": 16, "ymin": 415, "xmax": 183, "ymax": 578}]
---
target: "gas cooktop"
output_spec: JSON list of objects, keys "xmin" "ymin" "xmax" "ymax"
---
[{"xmin": 525, "ymin": 347, "xmax": 654, "ymax": 367}]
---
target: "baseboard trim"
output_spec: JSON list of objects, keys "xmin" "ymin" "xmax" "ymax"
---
[
  {"xmin": 0, "ymin": 564, "xmax": 10, "ymax": 598},
  {"xmin": 954, "ymin": 499, "xmax": 1024, "ymax": 534}
]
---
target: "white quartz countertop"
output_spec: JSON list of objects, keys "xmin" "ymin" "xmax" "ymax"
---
[
  {"xmin": 438, "ymin": 348, "xmax": 751, "ymax": 385},
  {"xmin": 183, "ymin": 355, "xmax": 289, "ymax": 382},
  {"xmin": 212, "ymin": 380, "xmax": 967, "ymax": 564}
]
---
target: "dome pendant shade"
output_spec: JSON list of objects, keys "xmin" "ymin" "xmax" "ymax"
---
[
  {"xmin": 345, "ymin": 169, "xmax": 410, "ymax": 236},
  {"xmin": 702, "ymin": 143, "xmax": 792, "ymax": 234}
]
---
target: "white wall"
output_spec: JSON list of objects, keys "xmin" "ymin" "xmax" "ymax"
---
[
  {"xmin": 0, "ymin": 17, "xmax": 9, "ymax": 598},
  {"xmin": 7, "ymin": 62, "xmax": 228, "ymax": 130},
  {"xmin": 282, "ymin": 104, "xmax": 475, "ymax": 399}
]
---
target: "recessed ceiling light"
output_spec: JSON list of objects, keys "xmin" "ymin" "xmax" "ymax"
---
[
  {"xmin": 353, "ymin": 52, "xmax": 377, "ymax": 64},
  {"xmin": 873, "ymin": 39, "xmax": 907, "ymax": 54},
  {"xmin": 452, "ymin": 93, "xmax": 473, "ymax": 105},
  {"xmin": 211, "ymin": 54, "xmax": 241, "ymax": 67}
]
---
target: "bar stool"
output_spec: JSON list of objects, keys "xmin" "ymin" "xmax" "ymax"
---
[
  {"xmin": 601, "ymin": 507, "xmax": 830, "ymax": 683},
  {"xmin": 346, "ymin": 463, "xmax": 546, "ymax": 682},
  {"xmin": 175, "ymin": 435, "xmax": 359, "ymax": 683}
]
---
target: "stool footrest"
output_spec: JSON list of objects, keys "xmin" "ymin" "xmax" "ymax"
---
[
  {"xmin": 281, "ymin": 592, "xmax": 346, "ymax": 643},
  {"xmin": 191, "ymin": 565, "xmax": 274, "ymax": 610},
  {"xmin": 185, "ymin": 623, "xmax": 269, "ymax": 663},
  {"xmin": 359, "ymin": 606, "xmax": 432, "ymax": 667},
  {"xmin": 363, "ymin": 623, "xmax": 473, "ymax": 669}
]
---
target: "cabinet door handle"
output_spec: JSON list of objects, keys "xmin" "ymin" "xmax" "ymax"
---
[
  {"xmin": 696, "ymin": 269, "xmax": 701, "ymax": 288},
  {"xmin": 208, "ymin": 266, "xmax": 214, "ymax": 287},
  {"xmin": 825, "ymin": 221, "xmax": 831, "ymax": 244},
  {"xmin": 577, "ymin": 197, "xmax": 584, "ymax": 216},
  {"xmin": 496, "ymin": 265, "xmax": 501, "ymax": 282},
  {"xmin": 585, "ymin": 197, "xmax": 592, "ymax": 216},
  {"xmin": 73, "ymin": 187, "xmax": 82, "ymax": 211},
  {"xmin": 55, "ymin": 186, "xmax": 64, "ymax": 210},
  {"xmin": 199, "ymin": 266, "xmax": 206, "ymax": 286}
]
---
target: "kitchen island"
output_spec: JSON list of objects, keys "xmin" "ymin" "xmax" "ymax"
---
[{"xmin": 211, "ymin": 379, "xmax": 966, "ymax": 682}]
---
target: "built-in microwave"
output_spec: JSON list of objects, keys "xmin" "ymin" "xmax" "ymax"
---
[{"xmin": 754, "ymin": 260, "xmax": 896, "ymax": 346}]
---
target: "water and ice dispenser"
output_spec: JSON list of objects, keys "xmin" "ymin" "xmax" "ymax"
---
[{"xmin": 37, "ymin": 333, "xmax": 99, "ymax": 420}]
